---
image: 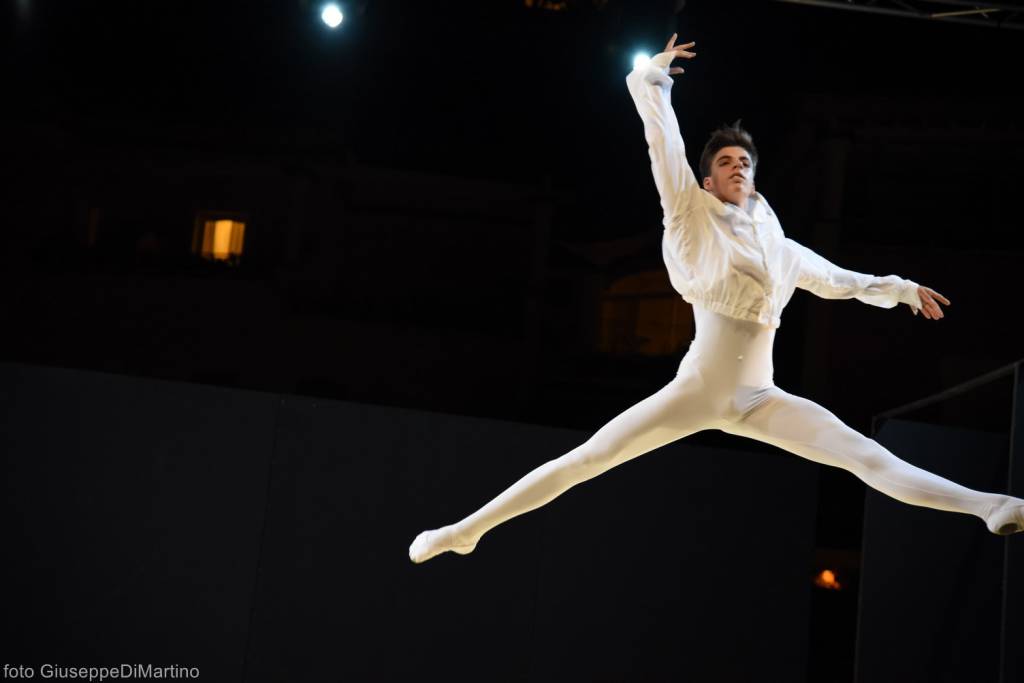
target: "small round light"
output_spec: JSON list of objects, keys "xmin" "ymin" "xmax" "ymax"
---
[
  {"xmin": 632, "ymin": 53, "xmax": 650, "ymax": 70},
  {"xmin": 321, "ymin": 4, "xmax": 343, "ymax": 28}
]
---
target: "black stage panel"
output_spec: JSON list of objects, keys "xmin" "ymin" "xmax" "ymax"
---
[
  {"xmin": 858, "ymin": 419, "xmax": 1009, "ymax": 683},
  {"xmin": 527, "ymin": 441, "xmax": 817, "ymax": 683},
  {"xmin": 243, "ymin": 398, "xmax": 559, "ymax": 682},
  {"xmin": 3, "ymin": 362, "xmax": 819, "ymax": 682},
  {"xmin": 0, "ymin": 362, "xmax": 276, "ymax": 680}
]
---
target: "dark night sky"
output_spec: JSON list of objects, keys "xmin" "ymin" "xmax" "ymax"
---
[{"xmin": 7, "ymin": 0, "xmax": 1022, "ymax": 240}]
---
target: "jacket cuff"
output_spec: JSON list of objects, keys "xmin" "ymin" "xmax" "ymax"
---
[
  {"xmin": 898, "ymin": 279, "xmax": 920, "ymax": 308},
  {"xmin": 638, "ymin": 51, "xmax": 673, "ymax": 88},
  {"xmin": 650, "ymin": 50, "xmax": 674, "ymax": 70}
]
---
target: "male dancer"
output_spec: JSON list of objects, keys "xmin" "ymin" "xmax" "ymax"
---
[{"xmin": 409, "ymin": 33, "xmax": 1024, "ymax": 564}]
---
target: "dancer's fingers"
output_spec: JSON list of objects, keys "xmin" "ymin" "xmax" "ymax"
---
[
  {"xmin": 669, "ymin": 67, "xmax": 685, "ymax": 75},
  {"xmin": 665, "ymin": 33, "xmax": 677, "ymax": 50},
  {"xmin": 922, "ymin": 292, "xmax": 944, "ymax": 318},
  {"xmin": 924, "ymin": 286, "xmax": 950, "ymax": 305}
]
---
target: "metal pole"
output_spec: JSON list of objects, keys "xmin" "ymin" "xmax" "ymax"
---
[{"xmin": 999, "ymin": 363, "xmax": 1023, "ymax": 682}]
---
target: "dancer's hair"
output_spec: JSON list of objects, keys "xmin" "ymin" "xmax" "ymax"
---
[{"xmin": 699, "ymin": 119, "xmax": 758, "ymax": 182}]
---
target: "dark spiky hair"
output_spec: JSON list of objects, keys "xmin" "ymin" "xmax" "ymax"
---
[{"xmin": 698, "ymin": 119, "xmax": 758, "ymax": 182}]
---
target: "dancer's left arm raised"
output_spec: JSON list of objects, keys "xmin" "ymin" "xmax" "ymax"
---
[
  {"xmin": 625, "ymin": 33, "xmax": 701, "ymax": 231},
  {"xmin": 785, "ymin": 236, "xmax": 950, "ymax": 319}
]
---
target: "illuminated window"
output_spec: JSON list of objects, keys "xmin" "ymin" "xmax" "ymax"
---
[
  {"xmin": 598, "ymin": 270, "xmax": 693, "ymax": 356},
  {"xmin": 192, "ymin": 212, "xmax": 246, "ymax": 265}
]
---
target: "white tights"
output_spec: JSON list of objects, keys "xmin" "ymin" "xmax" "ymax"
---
[{"xmin": 410, "ymin": 305, "xmax": 1024, "ymax": 562}]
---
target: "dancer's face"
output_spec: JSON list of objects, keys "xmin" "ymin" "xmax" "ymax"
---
[{"xmin": 703, "ymin": 146, "xmax": 755, "ymax": 208}]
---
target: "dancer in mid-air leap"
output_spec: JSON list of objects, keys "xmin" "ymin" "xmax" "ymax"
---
[{"xmin": 409, "ymin": 32, "xmax": 1024, "ymax": 563}]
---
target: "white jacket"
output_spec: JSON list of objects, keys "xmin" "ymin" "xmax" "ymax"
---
[{"xmin": 626, "ymin": 51, "xmax": 921, "ymax": 329}]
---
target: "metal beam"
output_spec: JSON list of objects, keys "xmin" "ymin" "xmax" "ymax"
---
[{"xmin": 770, "ymin": 0, "xmax": 1024, "ymax": 31}]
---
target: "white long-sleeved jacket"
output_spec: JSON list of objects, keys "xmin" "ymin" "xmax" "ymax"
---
[{"xmin": 626, "ymin": 51, "xmax": 921, "ymax": 329}]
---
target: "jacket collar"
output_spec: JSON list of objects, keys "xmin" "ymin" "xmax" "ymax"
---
[{"xmin": 704, "ymin": 190, "xmax": 773, "ymax": 223}]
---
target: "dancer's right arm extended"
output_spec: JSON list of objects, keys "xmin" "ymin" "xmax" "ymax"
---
[{"xmin": 625, "ymin": 33, "xmax": 701, "ymax": 228}]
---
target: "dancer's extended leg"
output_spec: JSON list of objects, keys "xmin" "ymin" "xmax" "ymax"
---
[
  {"xmin": 409, "ymin": 363, "xmax": 716, "ymax": 562},
  {"xmin": 721, "ymin": 385, "xmax": 1024, "ymax": 535}
]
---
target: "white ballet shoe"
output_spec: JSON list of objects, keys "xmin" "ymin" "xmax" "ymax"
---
[
  {"xmin": 408, "ymin": 526, "xmax": 478, "ymax": 564},
  {"xmin": 985, "ymin": 502, "xmax": 1024, "ymax": 536}
]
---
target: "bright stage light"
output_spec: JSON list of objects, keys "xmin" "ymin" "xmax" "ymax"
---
[
  {"xmin": 321, "ymin": 3, "xmax": 343, "ymax": 28},
  {"xmin": 632, "ymin": 53, "xmax": 650, "ymax": 70}
]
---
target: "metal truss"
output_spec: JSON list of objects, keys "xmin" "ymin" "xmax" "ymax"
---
[{"xmin": 769, "ymin": 0, "xmax": 1024, "ymax": 30}]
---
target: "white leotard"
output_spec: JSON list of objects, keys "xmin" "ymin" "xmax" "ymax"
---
[{"xmin": 409, "ymin": 302, "xmax": 1024, "ymax": 563}]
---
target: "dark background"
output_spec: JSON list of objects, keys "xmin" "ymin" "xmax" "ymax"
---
[
  {"xmin": 3, "ymin": 0, "xmax": 1023, "ymax": 679},
  {"xmin": 9, "ymin": 0, "xmax": 1023, "ymax": 241}
]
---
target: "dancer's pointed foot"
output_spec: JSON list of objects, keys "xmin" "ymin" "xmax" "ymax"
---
[
  {"xmin": 409, "ymin": 525, "xmax": 478, "ymax": 564},
  {"xmin": 986, "ymin": 500, "xmax": 1024, "ymax": 535}
]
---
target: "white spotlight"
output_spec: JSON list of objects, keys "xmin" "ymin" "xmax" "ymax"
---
[
  {"xmin": 321, "ymin": 3, "xmax": 343, "ymax": 28},
  {"xmin": 632, "ymin": 53, "xmax": 651, "ymax": 70}
]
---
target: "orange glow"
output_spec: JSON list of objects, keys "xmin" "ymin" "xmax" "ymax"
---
[
  {"xmin": 213, "ymin": 220, "xmax": 233, "ymax": 259},
  {"xmin": 524, "ymin": 0, "xmax": 568, "ymax": 9},
  {"xmin": 197, "ymin": 218, "xmax": 245, "ymax": 262},
  {"xmin": 813, "ymin": 568, "xmax": 842, "ymax": 590},
  {"xmin": 525, "ymin": 0, "xmax": 606, "ymax": 8},
  {"xmin": 598, "ymin": 270, "xmax": 693, "ymax": 356}
]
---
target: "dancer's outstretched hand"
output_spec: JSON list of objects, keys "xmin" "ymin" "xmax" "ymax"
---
[
  {"xmin": 662, "ymin": 33, "xmax": 696, "ymax": 76},
  {"xmin": 912, "ymin": 285, "xmax": 950, "ymax": 320}
]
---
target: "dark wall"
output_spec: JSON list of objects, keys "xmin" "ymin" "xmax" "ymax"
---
[
  {"xmin": 1, "ymin": 362, "xmax": 276, "ymax": 679},
  {"xmin": 3, "ymin": 361, "xmax": 819, "ymax": 682}
]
